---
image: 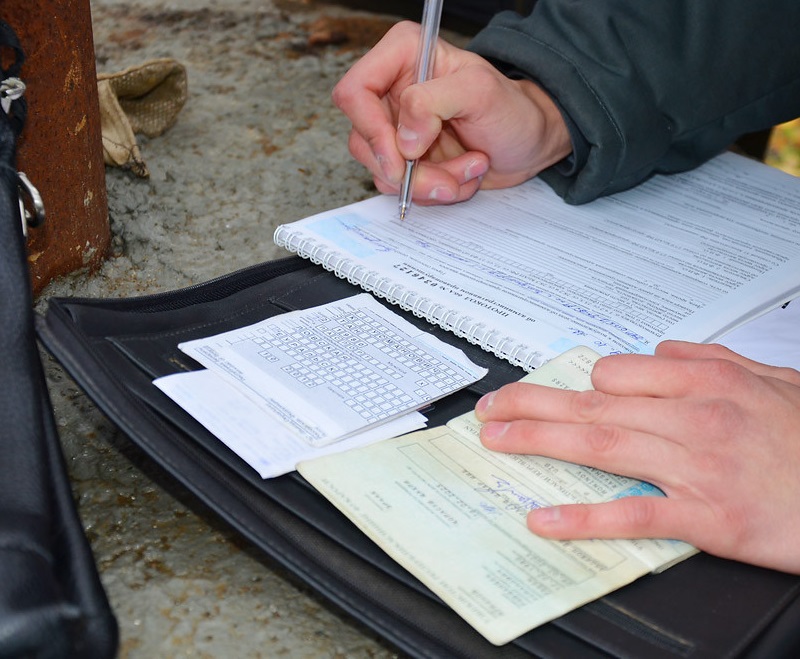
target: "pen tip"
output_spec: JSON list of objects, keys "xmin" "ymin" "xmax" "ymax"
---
[{"xmin": 399, "ymin": 206, "xmax": 407, "ymax": 220}]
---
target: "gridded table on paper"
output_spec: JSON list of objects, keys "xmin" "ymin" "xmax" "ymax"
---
[{"xmin": 226, "ymin": 307, "xmax": 472, "ymax": 423}]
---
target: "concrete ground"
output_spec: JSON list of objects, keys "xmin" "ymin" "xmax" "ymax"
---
[{"xmin": 36, "ymin": 0, "xmax": 472, "ymax": 656}]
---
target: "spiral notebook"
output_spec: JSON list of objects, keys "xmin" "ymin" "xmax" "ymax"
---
[{"xmin": 274, "ymin": 152, "xmax": 800, "ymax": 370}]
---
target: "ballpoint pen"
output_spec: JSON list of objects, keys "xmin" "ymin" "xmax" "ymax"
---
[{"xmin": 398, "ymin": 0, "xmax": 444, "ymax": 220}]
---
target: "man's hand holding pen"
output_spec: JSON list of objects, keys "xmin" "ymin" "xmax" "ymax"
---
[{"xmin": 331, "ymin": 21, "xmax": 572, "ymax": 211}]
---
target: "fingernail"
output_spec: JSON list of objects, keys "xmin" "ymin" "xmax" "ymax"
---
[
  {"xmin": 481, "ymin": 421, "xmax": 509, "ymax": 442},
  {"xmin": 397, "ymin": 124, "xmax": 419, "ymax": 150},
  {"xmin": 429, "ymin": 186, "xmax": 456, "ymax": 202},
  {"xmin": 530, "ymin": 506, "xmax": 561, "ymax": 525},
  {"xmin": 464, "ymin": 158, "xmax": 488, "ymax": 182},
  {"xmin": 475, "ymin": 391, "xmax": 495, "ymax": 419}
]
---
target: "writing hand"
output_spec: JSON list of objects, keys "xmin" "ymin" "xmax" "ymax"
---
[
  {"xmin": 332, "ymin": 22, "xmax": 571, "ymax": 206},
  {"xmin": 475, "ymin": 341, "xmax": 800, "ymax": 573}
]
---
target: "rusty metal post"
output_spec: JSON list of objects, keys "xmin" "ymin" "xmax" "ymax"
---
[{"xmin": 2, "ymin": 0, "xmax": 110, "ymax": 295}]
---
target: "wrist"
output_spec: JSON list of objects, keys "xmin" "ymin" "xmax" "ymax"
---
[{"xmin": 514, "ymin": 78, "xmax": 573, "ymax": 172}]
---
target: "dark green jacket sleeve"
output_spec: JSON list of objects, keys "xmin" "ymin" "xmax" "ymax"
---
[{"xmin": 468, "ymin": 0, "xmax": 800, "ymax": 203}]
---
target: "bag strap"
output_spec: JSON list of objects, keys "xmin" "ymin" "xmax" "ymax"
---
[
  {"xmin": 0, "ymin": 19, "xmax": 26, "ymax": 136},
  {"xmin": 0, "ymin": 19, "xmax": 118, "ymax": 658},
  {"xmin": 0, "ymin": 20, "xmax": 43, "ymax": 236}
]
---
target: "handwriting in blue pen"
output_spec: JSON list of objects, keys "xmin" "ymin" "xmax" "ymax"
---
[
  {"xmin": 477, "ymin": 476, "xmax": 545, "ymax": 515},
  {"xmin": 310, "ymin": 215, "xmax": 393, "ymax": 258},
  {"xmin": 325, "ymin": 215, "xmax": 650, "ymax": 346},
  {"xmin": 478, "ymin": 501, "xmax": 501, "ymax": 518},
  {"xmin": 404, "ymin": 227, "xmax": 649, "ymax": 344}
]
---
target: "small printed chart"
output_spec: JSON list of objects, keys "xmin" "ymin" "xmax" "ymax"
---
[{"xmin": 177, "ymin": 294, "xmax": 487, "ymax": 446}]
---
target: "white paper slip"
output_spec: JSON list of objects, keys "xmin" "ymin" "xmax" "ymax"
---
[
  {"xmin": 719, "ymin": 299, "xmax": 799, "ymax": 370},
  {"xmin": 178, "ymin": 293, "xmax": 488, "ymax": 447},
  {"xmin": 154, "ymin": 368, "xmax": 427, "ymax": 478}
]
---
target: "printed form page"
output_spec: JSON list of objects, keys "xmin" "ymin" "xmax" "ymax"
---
[
  {"xmin": 276, "ymin": 153, "xmax": 800, "ymax": 367},
  {"xmin": 298, "ymin": 347, "xmax": 696, "ymax": 645}
]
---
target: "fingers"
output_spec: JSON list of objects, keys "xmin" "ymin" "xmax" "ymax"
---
[
  {"xmin": 526, "ymin": 472, "xmax": 800, "ymax": 573},
  {"xmin": 334, "ymin": 27, "xmax": 493, "ymax": 199},
  {"xmin": 526, "ymin": 496, "xmax": 799, "ymax": 574},
  {"xmin": 479, "ymin": 416, "xmax": 682, "ymax": 485},
  {"xmin": 472, "ymin": 342, "xmax": 800, "ymax": 573},
  {"xmin": 589, "ymin": 351, "xmax": 728, "ymax": 398},
  {"xmin": 349, "ymin": 125, "xmax": 489, "ymax": 202},
  {"xmin": 405, "ymin": 151, "xmax": 489, "ymax": 205},
  {"xmin": 474, "ymin": 383, "xmax": 708, "ymax": 491},
  {"xmin": 339, "ymin": 104, "xmax": 405, "ymax": 188},
  {"xmin": 590, "ymin": 345, "xmax": 794, "ymax": 400},
  {"xmin": 397, "ymin": 69, "xmax": 571, "ymax": 183},
  {"xmin": 395, "ymin": 64, "xmax": 516, "ymax": 162},
  {"xmin": 526, "ymin": 497, "xmax": 713, "ymax": 547},
  {"xmin": 335, "ymin": 27, "xmax": 572, "ymax": 205},
  {"xmin": 473, "ymin": 378, "xmax": 750, "ymax": 489},
  {"xmin": 657, "ymin": 340, "xmax": 800, "ymax": 385},
  {"xmin": 332, "ymin": 22, "xmax": 422, "ymax": 186},
  {"xmin": 476, "ymin": 381, "xmax": 689, "ymax": 439},
  {"xmin": 655, "ymin": 340, "xmax": 778, "ymax": 377}
]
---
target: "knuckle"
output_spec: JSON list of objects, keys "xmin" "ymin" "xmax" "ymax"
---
[
  {"xmin": 560, "ymin": 503, "xmax": 592, "ymax": 529},
  {"xmin": 569, "ymin": 389, "xmax": 610, "ymax": 422},
  {"xmin": 686, "ymin": 397, "xmax": 741, "ymax": 438},
  {"xmin": 401, "ymin": 85, "xmax": 430, "ymax": 117},
  {"xmin": 777, "ymin": 365, "xmax": 800, "ymax": 387},
  {"xmin": 703, "ymin": 358, "xmax": 751, "ymax": 391},
  {"xmin": 330, "ymin": 79, "xmax": 355, "ymax": 111},
  {"xmin": 584, "ymin": 423, "xmax": 625, "ymax": 455},
  {"xmin": 691, "ymin": 449, "xmax": 733, "ymax": 481},
  {"xmin": 393, "ymin": 20, "xmax": 418, "ymax": 36},
  {"xmin": 346, "ymin": 130, "xmax": 361, "ymax": 156},
  {"xmin": 330, "ymin": 83, "xmax": 348, "ymax": 110},
  {"xmin": 695, "ymin": 343, "xmax": 732, "ymax": 359},
  {"xmin": 684, "ymin": 502, "xmax": 748, "ymax": 556},
  {"xmin": 622, "ymin": 497, "xmax": 658, "ymax": 530}
]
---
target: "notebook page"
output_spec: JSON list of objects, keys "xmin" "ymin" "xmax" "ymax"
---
[{"xmin": 275, "ymin": 153, "xmax": 800, "ymax": 369}]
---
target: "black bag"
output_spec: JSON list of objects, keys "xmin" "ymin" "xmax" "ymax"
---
[
  {"xmin": 0, "ymin": 22, "xmax": 117, "ymax": 659},
  {"xmin": 36, "ymin": 255, "xmax": 800, "ymax": 659}
]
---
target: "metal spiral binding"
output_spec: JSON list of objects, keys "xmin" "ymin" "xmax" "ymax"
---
[{"xmin": 273, "ymin": 226, "xmax": 548, "ymax": 370}]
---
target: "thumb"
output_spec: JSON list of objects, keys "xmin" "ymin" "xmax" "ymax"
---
[{"xmin": 396, "ymin": 82, "xmax": 444, "ymax": 161}]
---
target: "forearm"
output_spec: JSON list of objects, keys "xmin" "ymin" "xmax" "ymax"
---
[{"xmin": 469, "ymin": 0, "xmax": 800, "ymax": 203}]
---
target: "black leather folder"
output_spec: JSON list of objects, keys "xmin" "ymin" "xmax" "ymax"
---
[{"xmin": 36, "ymin": 256, "xmax": 800, "ymax": 658}]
